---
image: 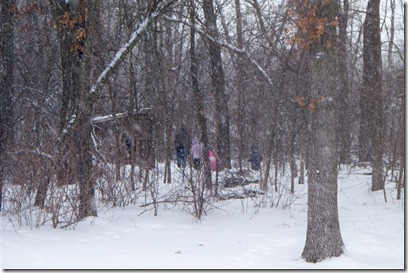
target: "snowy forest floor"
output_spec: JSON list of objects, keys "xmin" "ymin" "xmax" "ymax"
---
[{"xmin": 1, "ymin": 163, "xmax": 404, "ymax": 269}]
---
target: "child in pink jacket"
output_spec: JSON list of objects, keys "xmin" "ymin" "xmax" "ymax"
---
[{"xmin": 208, "ymin": 150, "xmax": 217, "ymax": 171}]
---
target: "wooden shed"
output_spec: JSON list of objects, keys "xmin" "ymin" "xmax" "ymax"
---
[{"xmin": 91, "ymin": 108, "xmax": 155, "ymax": 169}]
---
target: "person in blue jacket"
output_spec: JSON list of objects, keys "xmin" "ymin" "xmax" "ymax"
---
[
  {"xmin": 174, "ymin": 125, "xmax": 191, "ymax": 168},
  {"xmin": 249, "ymin": 145, "xmax": 262, "ymax": 171}
]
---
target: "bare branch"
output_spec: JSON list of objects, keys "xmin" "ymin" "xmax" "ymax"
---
[
  {"xmin": 163, "ymin": 15, "xmax": 274, "ymax": 87},
  {"xmin": 90, "ymin": 0, "xmax": 177, "ymax": 95}
]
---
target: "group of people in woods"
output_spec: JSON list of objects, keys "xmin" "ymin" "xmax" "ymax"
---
[
  {"xmin": 174, "ymin": 125, "xmax": 217, "ymax": 170},
  {"xmin": 174, "ymin": 125, "xmax": 262, "ymax": 171}
]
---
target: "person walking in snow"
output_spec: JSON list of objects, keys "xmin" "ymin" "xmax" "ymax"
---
[
  {"xmin": 208, "ymin": 149, "xmax": 218, "ymax": 171},
  {"xmin": 174, "ymin": 125, "xmax": 191, "ymax": 168},
  {"xmin": 190, "ymin": 137, "xmax": 203, "ymax": 169},
  {"xmin": 249, "ymin": 144, "xmax": 262, "ymax": 171}
]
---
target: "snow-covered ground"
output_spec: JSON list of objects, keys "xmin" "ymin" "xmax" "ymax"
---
[{"xmin": 1, "ymin": 164, "xmax": 404, "ymax": 269}]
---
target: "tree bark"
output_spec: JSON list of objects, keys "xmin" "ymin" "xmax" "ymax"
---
[
  {"xmin": 298, "ymin": 126, "xmax": 306, "ymax": 184},
  {"xmin": 361, "ymin": 0, "xmax": 384, "ymax": 191},
  {"xmin": 51, "ymin": 0, "xmax": 81, "ymax": 186},
  {"xmin": 234, "ymin": 0, "xmax": 247, "ymax": 173},
  {"xmin": 262, "ymin": 122, "xmax": 276, "ymax": 192},
  {"xmin": 290, "ymin": 134, "xmax": 297, "ymax": 194},
  {"xmin": 190, "ymin": 0, "xmax": 211, "ymax": 189},
  {"xmin": 337, "ymin": 0, "xmax": 351, "ymax": 164},
  {"xmin": 387, "ymin": 0, "xmax": 395, "ymax": 69},
  {"xmin": 76, "ymin": 0, "xmax": 99, "ymax": 218},
  {"xmin": 301, "ymin": 0, "xmax": 344, "ymax": 263},
  {"xmin": 0, "ymin": 0, "xmax": 16, "ymax": 211},
  {"xmin": 161, "ymin": 7, "xmax": 176, "ymax": 184},
  {"xmin": 49, "ymin": 0, "xmax": 99, "ymax": 218},
  {"xmin": 202, "ymin": 0, "xmax": 231, "ymax": 170}
]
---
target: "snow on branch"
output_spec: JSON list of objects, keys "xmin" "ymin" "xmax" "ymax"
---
[
  {"xmin": 90, "ymin": 0, "xmax": 176, "ymax": 94},
  {"xmin": 10, "ymin": 148, "xmax": 53, "ymax": 160},
  {"xmin": 91, "ymin": 108, "xmax": 151, "ymax": 124},
  {"xmin": 163, "ymin": 15, "xmax": 274, "ymax": 88},
  {"xmin": 59, "ymin": 113, "xmax": 77, "ymax": 143}
]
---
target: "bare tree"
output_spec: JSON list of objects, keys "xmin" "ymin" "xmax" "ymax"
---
[
  {"xmin": 189, "ymin": 0, "xmax": 212, "ymax": 189},
  {"xmin": 202, "ymin": 0, "xmax": 231, "ymax": 170},
  {"xmin": 361, "ymin": 0, "xmax": 384, "ymax": 191},
  {"xmin": 337, "ymin": 0, "xmax": 351, "ymax": 164},
  {"xmin": 76, "ymin": 0, "xmax": 99, "ymax": 218},
  {"xmin": 232, "ymin": 0, "xmax": 247, "ymax": 172}
]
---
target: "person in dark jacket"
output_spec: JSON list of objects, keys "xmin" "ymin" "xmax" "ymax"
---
[
  {"xmin": 249, "ymin": 145, "xmax": 262, "ymax": 171},
  {"xmin": 174, "ymin": 125, "xmax": 191, "ymax": 168}
]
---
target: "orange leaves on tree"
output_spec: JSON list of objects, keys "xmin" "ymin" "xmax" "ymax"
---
[
  {"xmin": 58, "ymin": 12, "xmax": 72, "ymax": 30},
  {"xmin": 329, "ymin": 18, "xmax": 338, "ymax": 28},
  {"xmin": 295, "ymin": 96, "xmax": 326, "ymax": 113},
  {"xmin": 57, "ymin": 12, "xmax": 87, "ymax": 53},
  {"xmin": 287, "ymin": 0, "xmax": 337, "ymax": 49},
  {"xmin": 57, "ymin": 12, "xmax": 84, "ymax": 32},
  {"xmin": 308, "ymin": 99, "xmax": 316, "ymax": 113},
  {"xmin": 317, "ymin": 96, "xmax": 326, "ymax": 103},
  {"xmin": 315, "ymin": 19, "xmax": 326, "ymax": 38},
  {"xmin": 295, "ymin": 96, "xmax": 306, "ymax": 108},
  {"xmin": 71, "ymin": 28, "xmax": 87, "ymax": 53}
]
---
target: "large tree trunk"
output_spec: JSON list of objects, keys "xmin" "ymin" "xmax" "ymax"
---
[
  {"xmin": 51, "ymin": 0, "xmax": 98, "ymax": 218},
  {"xmin": 301, "ymin": 0, "xmax": 344, "ymax": 263},
  {"xmin": 361, "ymin": 0, "xmax": 384, "ymax": 191},
  {"xmin": 0, "ymin": 0, "xmax": 16, "ymax": 211},
  {"xmin": 202, "ymin": 0, "xmax": 231, "ymax": 170},
  {"xmin": 302, "ymin": 52, "xmax": 344, "ymax": 262}
]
